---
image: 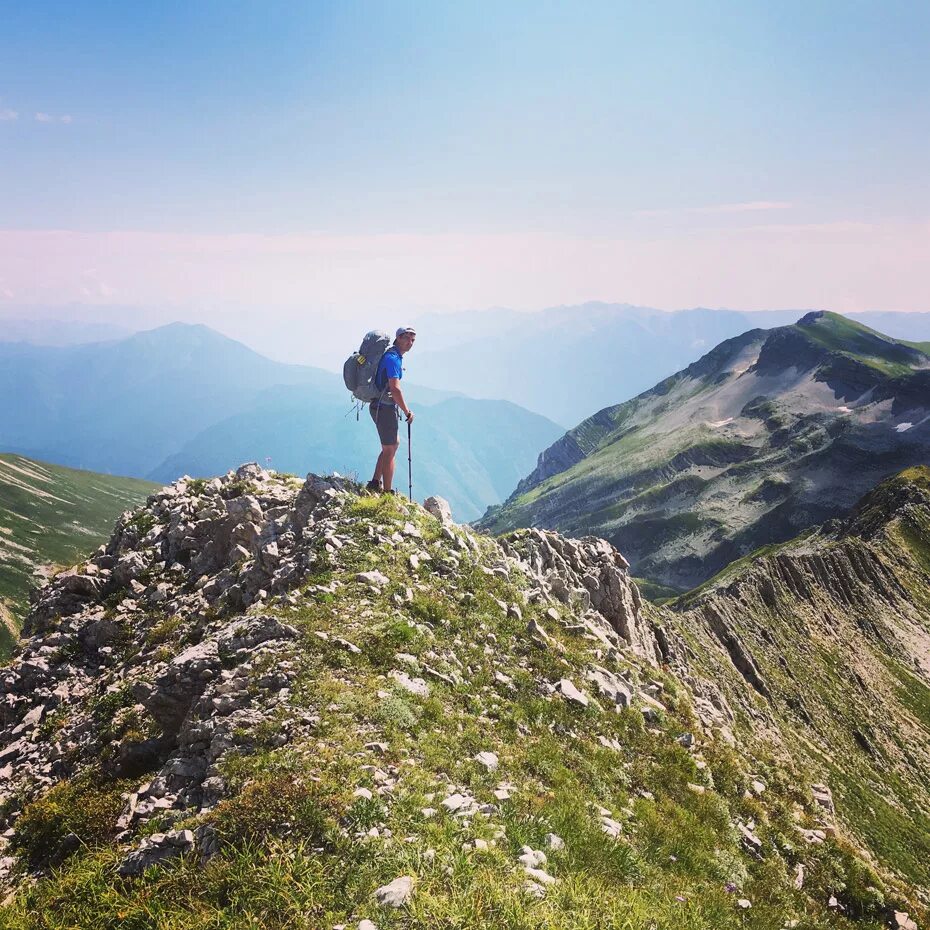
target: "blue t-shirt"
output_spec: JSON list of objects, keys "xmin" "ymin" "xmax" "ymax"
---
[{"xmin": 374, "ymin": 347, "xmax": 403, "ymax": 405}]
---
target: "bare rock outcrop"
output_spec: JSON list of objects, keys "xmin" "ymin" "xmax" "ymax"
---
[{"xmin": 499, "ymin": 528, "xmax": 659, "ymax": 664}]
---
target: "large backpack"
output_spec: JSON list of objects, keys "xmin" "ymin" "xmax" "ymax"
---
[{"xmin": 343, "ymin": 330, "xmax": 391, "ymax": 402}]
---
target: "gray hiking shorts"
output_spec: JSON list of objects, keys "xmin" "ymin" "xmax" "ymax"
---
[{"xmin": 370, "ymin": 402, "xmax": 399, "ymax": 446}]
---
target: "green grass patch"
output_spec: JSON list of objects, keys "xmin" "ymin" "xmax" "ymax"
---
[{"xmin": 11, "ymin": 773, "xmax": 131, "ymax": 870}]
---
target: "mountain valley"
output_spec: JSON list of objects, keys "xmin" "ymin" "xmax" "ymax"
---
[{"xmin": 0, "ymin": 324, "xmax": 562, "ymax": 522}]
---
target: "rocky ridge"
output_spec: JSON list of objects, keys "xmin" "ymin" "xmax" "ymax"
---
[
  {"xmin": 0, "ymin": 465, "xmax": 925, "ymax": 928},
  {"xmin": 0, "ymin": 467, "xmax": 661, "ymax": 886},
  {"xmin": 659, "ymin": 467, "xmax": 930, "ymax": 899}
]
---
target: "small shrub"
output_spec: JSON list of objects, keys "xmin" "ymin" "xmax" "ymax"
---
[
  {"xmin": 408, "ymin": 591, "xmax": 453, "ymax": 628},
  {"xmin": 12, "ymin": 775, "xmax": 129, "ymax": 869},
  {"xmin": 89, "ymin": 684, "xmax": 136, "ymax": 726},
  {"xmin": 364, "ymin": 616, "xmax": 421, "ymax": 666},
  {"xmin": 377, "ymin": 693, "xmax": 420, "ymax": 732},
  {"xmin": 343, "ymin": 795, "xmax": 386, "ymax": 832},
  {"xmin": 210, "ymin": 776, "xmax": 338, "ymax": 848},
  {"xmin": 145, "ymin": 615, "xmax": 183, "ymax": 647},
  {"xmin": 36, "ymin": 709, "xmax": 68, "ymax": 741},
  {"xmin": 223, "ymin": 479, "xmax": 258, "ymax": 500},
  {"xmin": 126, "ymin": 510, "xmax": 156, "ymax": 537}
]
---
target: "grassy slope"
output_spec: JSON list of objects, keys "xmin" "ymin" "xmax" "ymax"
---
[
  {"xmin": 3, "ymin": 490, "xmax": 920, "ymax": 929},
  {"xmin": 795, "ymin": 312, "xmax": 930, "ymax": 376},
  {"xmin": 0, "ymin": 454, "xmax": 155, "ymax": 643},
  {"xmin": 664, "ymin": 467, "xmax": 930, "ymax": 897}
]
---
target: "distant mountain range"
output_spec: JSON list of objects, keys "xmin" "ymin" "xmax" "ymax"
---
[
  {"xmin": 411, "ymin": 303, "xmax": 930, "ymax": 425},
  {"xmin": 482, "ymin": 312, "xmax": 930, "ymax": 591},
  {"xmin": 0, "ymin": 324, "xmax": 562, "ymax": 521}
]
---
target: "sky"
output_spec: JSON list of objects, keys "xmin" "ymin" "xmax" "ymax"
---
[{"xmin": 1, "ymin": 0, "xmax": 928, "ymax": 360}]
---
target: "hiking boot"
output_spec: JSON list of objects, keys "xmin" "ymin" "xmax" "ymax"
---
[
  {"xmin": 381, "ymin": 489, "xmax": 397, "ymax": 496},
  {"xmin": 365, "ymin": 480, "xmax": 381, "ymax": 492}
]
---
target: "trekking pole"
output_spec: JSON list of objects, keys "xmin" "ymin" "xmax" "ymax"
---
[{"xmin": 407, "ymin": 417, "xmax": 413, "ymax": 501}]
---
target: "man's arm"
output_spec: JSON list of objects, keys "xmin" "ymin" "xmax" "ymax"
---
[{"xmin": 388, "ymin": 378, "xmax": 413, "ymax": 421}]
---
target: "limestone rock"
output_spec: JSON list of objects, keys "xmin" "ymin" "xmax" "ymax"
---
[
  {"xmin": 474, "ymin": 751, "xmax": 499, "ymax": 771},
  {"xmin": 374, "ymin": 875, "xmax": 414, "ymax": 908},
  {"xmin": 356, "ymin": 571, "xmax": 390, "ymax": 589},
  {"xmin": 424, "ymin": 496, "xmax": 453, "ymax": 523},
  {"xmin": 557, "ymin": 678, "xmax": 589, "ymax": 707},
  {"xmin": 500, "ymin": 529, "xmax": 658, "ymax": 663}
]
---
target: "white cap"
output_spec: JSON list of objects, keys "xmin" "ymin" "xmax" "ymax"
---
[{"xmin": 395, "ymin": 326, "xmax": 416, "ymax": 338}]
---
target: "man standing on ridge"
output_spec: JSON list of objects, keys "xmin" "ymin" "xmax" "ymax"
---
[{"xmin": 367, "ymin": 326, "xmax": 416, "ymax": 494}]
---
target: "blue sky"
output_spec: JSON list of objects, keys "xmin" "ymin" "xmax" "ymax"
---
[{"xmin": 0, "ymin": 1, "xmax": 927, "ymax": 350}]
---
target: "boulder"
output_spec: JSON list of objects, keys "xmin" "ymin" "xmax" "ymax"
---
[
  {"xmin": 374, "ymin": 875, "xmax": 414, "ymax": 908},
  {"xmin": 424, "ymin": 496, "xmax": 453, "ymax": 523}
]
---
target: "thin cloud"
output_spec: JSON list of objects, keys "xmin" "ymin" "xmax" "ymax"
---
[
  {"xmin": 34, "ymin": 112, "xmax": 52, "ymax": 122},
  {"xmin": 34, "ymin": 112, "xmax": 73, "ymax": 124},
  {"xmin": 0, "ymin": 108, "xmax": 18, "ymax": 121},
  {"xmin": 742, "ymin": 221, "xmax": 875, "ymax": 234},
  {"xmin": 638, "ymin": 201, "xmax": 793, "ymax": 217}
]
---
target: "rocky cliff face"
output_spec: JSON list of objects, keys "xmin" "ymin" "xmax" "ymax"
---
[
  {"xmin": 483, "ymin": 313, "xmax": 930, "ymax": 591},
  {"xmin": 0, "ymin": 465, "xmax": 926, "ymax": 928},
  {"xmin": 658, "ymin": 467, "xmax": 930, "ymax": 899}
]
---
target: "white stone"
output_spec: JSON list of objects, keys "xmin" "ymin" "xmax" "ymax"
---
[
  {"xmin": 374, "ymin": 875, "xmax": 414, "ymax": 908},
  {"xmin": 474, "ymin": 751, "xmax": 499, "ymax": 771},
  {"xmin": 355, "ymin": 570, "xmax": 390, "ymax": 588},
  {"xmin": 389, "ymin": 670, "xmax": 429, "ymax": 697},
  {"xmin": 558, "ymin": 678, "xmax": 589, "ymax": 707},
  {"xmin": 423, "ymin": 496, "xmax": 453, "ymax": 523},
  {"xmin": 518, "ymin": 847, "xmax": 547, "ymax": 869}
]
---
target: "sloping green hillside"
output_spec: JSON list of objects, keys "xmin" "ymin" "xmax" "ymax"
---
[
  {"xmin": 661, "ymin": 467, "xmax": 930, "ymax": 897},
  {"xmin": 0, "ymin": 454, "xmax": 155, "ymax": 649},
  {"xmin": 0, "ymin": 469, "xmax": 923, "ymax": 928},
  {"xmin": 484, "ymin": 312, "xmax": 930, "ymax": 591}
]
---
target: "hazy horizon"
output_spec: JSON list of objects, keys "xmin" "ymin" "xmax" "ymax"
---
[{"xmin": 3, "ymin": 300, "xmax": 930, "ymax": 371}]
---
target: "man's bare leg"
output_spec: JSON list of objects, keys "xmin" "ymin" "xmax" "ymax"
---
[
  {"xmin": 380, "ymin": 443, "xmax": 399, "ymax": 492},
  {"xmin": 371, "ymin": 449, "xmax": 386, "ymax": 487}
]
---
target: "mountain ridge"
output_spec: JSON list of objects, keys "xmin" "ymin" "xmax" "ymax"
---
[
  {"xmin": 482, "ymin": 313, "xmax": 930, "ymax": 590},
  {"xmin": 658, "ymin": 467, "xmax": 930, "ymax": 894},
  {"xmin": 0, "ymin": 465, "xmax": 926, "ymax": 927},
  {"xmin": 410, "ymin": 304, "xmax": 930, "ymax": 424}
]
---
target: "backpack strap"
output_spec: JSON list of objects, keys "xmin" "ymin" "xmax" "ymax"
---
[{"xmin": 375, "ymin": 346, "xmax": 401, "ymax": 393}]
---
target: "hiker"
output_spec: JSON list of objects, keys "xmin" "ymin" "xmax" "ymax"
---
[{"xmin": 367, "ymin": 327, "xmax": 416, "ymax": 494}]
